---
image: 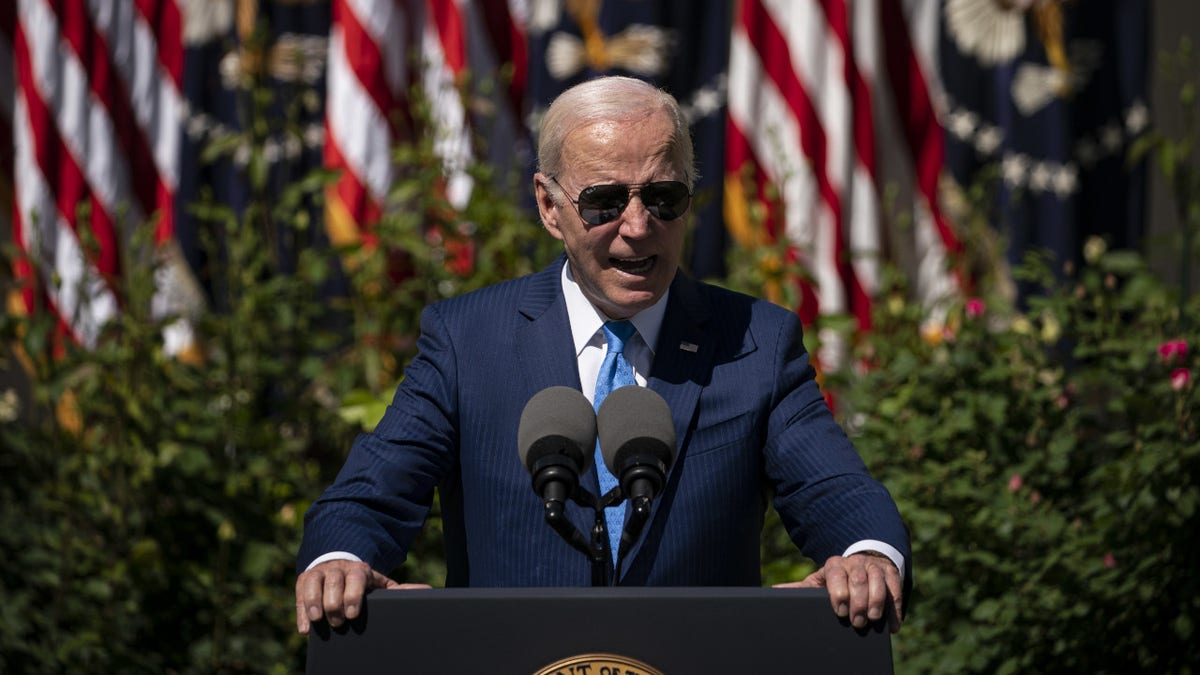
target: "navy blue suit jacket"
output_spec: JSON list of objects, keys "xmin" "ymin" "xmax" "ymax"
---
[{"xmin": 298, "ymin": 257, "xmax": 909, "ymax": 586}]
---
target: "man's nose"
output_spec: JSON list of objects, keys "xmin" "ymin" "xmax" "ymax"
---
[{"xmin": 618, "ymin": 195, "xmax": 652, "ymax": 238}]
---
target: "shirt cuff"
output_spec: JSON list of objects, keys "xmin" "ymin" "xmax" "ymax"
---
[
  {"xmin": 842, "ymin": 540, "xmax": 905, "ymax": 581},
  {"xmin": 305, "ymin": 551, "xmax": 363, "ymax": 572}
]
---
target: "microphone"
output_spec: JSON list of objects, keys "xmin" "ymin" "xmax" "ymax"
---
[
  {"xmin": 597, "ymin": 386, "xmax": 676, "ymax": 558},
  {"xmin": 517, "ymin": 386, "xmax": 596, "ymax": 519}
]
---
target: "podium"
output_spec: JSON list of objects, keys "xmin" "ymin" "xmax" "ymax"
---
[{"xmin": 307, "ymin": 587, "xmax": 893, "ymax": 674}]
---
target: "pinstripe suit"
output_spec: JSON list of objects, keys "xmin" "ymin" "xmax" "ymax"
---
[{"xmin": 297, "ymin": 256, "xmax": 910, "ymax": 586}]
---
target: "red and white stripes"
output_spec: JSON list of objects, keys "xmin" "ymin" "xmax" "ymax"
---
[
  {"xmin": 324, "ymin": 0, "xmax": 411, "ymax": 247},
  {"xmin": 726, "ymin": 0, "xmax": 961, "ymax": 340},
  {"xmin": 12, "ymin": 0, "xmax": 184, "ymax": 347},
  {"xmin": 324, "ymin": 0, "xmax": 528, "ymax": 247}
]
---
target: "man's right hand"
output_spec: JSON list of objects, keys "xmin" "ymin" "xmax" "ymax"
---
[{"xmin": 294, "ymin": 560, "xmax": 430, "ymax": 635}]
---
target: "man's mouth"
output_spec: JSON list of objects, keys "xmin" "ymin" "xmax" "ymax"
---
[{"xmin": 610, "ymin": 255, "xmax": 656, "ymax": 275}]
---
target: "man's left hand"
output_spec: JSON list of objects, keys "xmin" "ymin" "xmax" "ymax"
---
[{"xmin": 774, "ymin": 553, "xmax": 903, "ymax": 633}]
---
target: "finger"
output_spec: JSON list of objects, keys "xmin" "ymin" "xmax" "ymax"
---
[
  {"xmin": 846, "ymin": 559, "xmax": 871, "ymax": 628},
  {"xmin": 885, "ymin": 566, "xmax": 904, "ymax": 633},
  {"xmin": 295, "ymin": 591, "xmax": 311, "ymax": 635},
  {"xmin": 824, "ymin": 558, "xmax": 851, "ymax": 620},
  {"xmin": 298, "ymin": 571, "xmax": 327, "ymax": 629},
  {"xmin": 773, "ymin": 565, "xmax": 826, "ymax": 589},
  {"xmin": 342, "ymin": 566, "xmax": 370, "ymax": 621},
  {"xmin": 322, "ymin": 568, "xmax": 348, "ymax": 627},
  {"xmin": 866, "ymin": 562, "xmax": 888, "ymax": 623}
]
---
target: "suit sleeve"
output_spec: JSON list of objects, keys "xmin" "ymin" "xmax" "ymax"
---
[
  {"xmin": 761, "ymin": 310, "xmax": 911, "ymax": 570},
  {"xmin": 296, "ymin": 304, "xmax": 460, "ymax": 574}
]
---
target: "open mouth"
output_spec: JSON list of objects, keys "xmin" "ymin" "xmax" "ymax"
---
[{"xmin": 610, "ymin": 255, "xmax": 656, "ymax": 275}]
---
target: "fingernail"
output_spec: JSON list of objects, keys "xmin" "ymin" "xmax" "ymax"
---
[
  {"xmin": 346, "ymin": 604, "xmax": 358, "ymax": 617},
  {"xmin": 837, "ymin": 603, "xmax": 849, "ymax": 617},
  {"xmin": 307, "ymin": 606, "xmax": 321, "ymax": 621}
]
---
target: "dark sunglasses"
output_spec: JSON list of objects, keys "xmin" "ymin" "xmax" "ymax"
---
[{"xmin": 549, "ymin": 176, "xmax": 692, "ymax": 225}]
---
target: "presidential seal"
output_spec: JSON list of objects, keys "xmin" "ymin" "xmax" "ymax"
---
[{"xmin": 533, "ymin": 652, "xmax": 666, "ymax": 675}]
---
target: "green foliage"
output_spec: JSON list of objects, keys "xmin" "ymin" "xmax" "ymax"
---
[
  {"xmin": 1, "ymin": 196, "xmax": 347, "ymax": 672},
  {"xmin": 834, "ymin": 244, "xmax": 1199, "ymax": 673},
  {"xmin": 0, "ymin": 63, "xmax": 555, "ymax": 675}
]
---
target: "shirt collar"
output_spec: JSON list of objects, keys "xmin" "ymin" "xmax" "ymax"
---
[{"xmin": 561, "ymin": 262, "xmax": 668, "ymax": 357}]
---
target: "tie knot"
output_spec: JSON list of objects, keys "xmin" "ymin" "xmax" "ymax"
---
[{"xmin": 602, "ymin": 320, "xmax": 635, "ymax": 353}]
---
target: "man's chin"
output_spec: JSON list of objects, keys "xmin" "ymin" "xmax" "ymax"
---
[{"xmin": 598, "ymin": 287, "xmax": 664, "ymax": 318}]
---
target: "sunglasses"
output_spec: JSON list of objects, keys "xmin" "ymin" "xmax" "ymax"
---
[{"xmin": 549, "ymin": 176, "xmax": 692, "ymax": 225}]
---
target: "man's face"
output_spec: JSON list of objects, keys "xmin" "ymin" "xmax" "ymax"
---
[{"xmin": 535, "ymin": 111, "xmax": 688, "ymax": 319}]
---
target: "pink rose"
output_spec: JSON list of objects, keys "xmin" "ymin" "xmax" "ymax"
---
[
  {"xmin": 965, "ymin": 298, "xmax": 986, "ymax": 319},
  {"xmin": 1171, "ymin": 368, "xmax": 1191, "ymax": 391},
  {"xmin": 1103, "ymin": 553, "xmax": 1116, "ymax": 569},
  {"xmin": 1008, "ymin": 473, "xmax": 1023, "ymax": 492},
  {"xmin": 1158, "ymin": 339, "xmax": 1188, "ymax": 365}
]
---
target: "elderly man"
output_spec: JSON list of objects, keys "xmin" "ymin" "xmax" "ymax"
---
[{"xmin": 295, "ymin": 76, "xmax": 909, "ymax": 636}]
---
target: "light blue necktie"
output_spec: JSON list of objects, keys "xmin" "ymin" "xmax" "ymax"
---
[{"xmin": 594, "ymin": 320, "xmax": 636, "ymax": 563}]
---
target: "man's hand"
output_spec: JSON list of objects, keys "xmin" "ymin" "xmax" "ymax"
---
[
  {"xmin": 294, "ymin": 560, "xmax": 430, "ymax": 635},
  {"xmin": 774, "ymin": 553, "xmax": 904, "ymax": 633}
]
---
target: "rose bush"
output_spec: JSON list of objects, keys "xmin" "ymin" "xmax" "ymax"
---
[{"xmin": 825, "ymin": 243, "xmax": 1199, "ymax": 673}]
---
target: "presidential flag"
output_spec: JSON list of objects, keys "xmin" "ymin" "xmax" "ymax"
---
[{"xmin": 940, "ymin": 0, "xmax": 1150, "ymax": 296}]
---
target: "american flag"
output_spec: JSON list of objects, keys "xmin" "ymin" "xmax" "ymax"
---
[
  {"xmin": 10, "ymin": 0, "xmax": 197, "ymax": 354},
  {"xmin": 5, "ymin": 0, "xmax": 964, "ymax": 359},
  {"xmin": 725, "ymin": 0, "xmax": 962, "ymax": 348},
  {"xmin": 324, "ymin": 0, "xmax": 527, "ymax": 249}
]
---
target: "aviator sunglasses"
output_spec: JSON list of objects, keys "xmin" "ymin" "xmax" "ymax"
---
[{"xmin": 549, "ymin": 176, "xmax": 692, "ymax": 226}]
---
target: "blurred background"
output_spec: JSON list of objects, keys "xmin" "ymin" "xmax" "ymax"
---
[{"xmin": 1, "ymin": 1, "xmax": 1197, "ymax": 673}]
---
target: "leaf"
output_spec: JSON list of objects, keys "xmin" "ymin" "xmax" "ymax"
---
[{"xmin": 337, "ymin": 389, "xmax": 393, "ymax": 432}]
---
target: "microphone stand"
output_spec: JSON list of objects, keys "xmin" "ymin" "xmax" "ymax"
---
[
  {"xmin": 573, "ymin": 486, "xmax": 623, "ymax": 587},
  {"xmin": 533, "ymin": 465, "xmax": 623, "ymax": 586},
  {"xmin": 615, "ymin": 492, "xmax": 651, "ymax": 574}
]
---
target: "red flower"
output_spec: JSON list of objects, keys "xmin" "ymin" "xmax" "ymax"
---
[
  {"xmin": 965, "ymin": 298, "xmax": 986, "ymax": 319},
  {"xmin": 1103, "ymin": 553, "xmax": 1117, "ymax": 569},
  {"xmin": 1171, "ymin": 368, "xmax": 1191, "ymax": 391},
  {"xmin": 1158, "ymin": 339, "xmax": 1188, "ymax": 365}
]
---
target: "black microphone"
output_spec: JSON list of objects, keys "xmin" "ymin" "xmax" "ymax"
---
[
  {"xmin": 517, "ymin": 386, "xmax": 596, "ymax": 520},
  {"xmin": 597, "ymin": 386, "xmax": 676, "ymax": 558}
]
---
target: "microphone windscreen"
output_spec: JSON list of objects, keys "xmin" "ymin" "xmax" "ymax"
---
[
  {"xmin": 596, "ymin": 386, "xmax": 676, "ymax": 472},
  {"xmin": 517, "ymin": 386, "xmax": 596, "ymax": 473}
]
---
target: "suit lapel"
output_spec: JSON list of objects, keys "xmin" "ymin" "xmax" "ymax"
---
[
  {"xmin": 514, "ymin": 257, "xmax": 580, "ymax": 394},
  {"xmin": 513, "ymin": 258, "xmax": 604, "ymax": 544}
]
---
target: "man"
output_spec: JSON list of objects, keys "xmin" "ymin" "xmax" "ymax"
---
[{"xmin": 295, "ymin": 76, "xmax": 909, "ymax": 636}]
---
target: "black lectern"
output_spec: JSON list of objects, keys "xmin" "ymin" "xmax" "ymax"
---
[{"xmin": 307, "ymin": 587, "xmax": 893, "ymax": 674}]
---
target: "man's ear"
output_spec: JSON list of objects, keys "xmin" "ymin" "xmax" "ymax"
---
[{"xmin": 533, "ymin": 173, "xmax": 565, "ymax": 241}]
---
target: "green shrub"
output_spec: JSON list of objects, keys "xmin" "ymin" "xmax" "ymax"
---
[
  {"xmin": 838, "ymin": 243, "xmax": 1198, "ymax": 673},
  {"xmin": 0, "ymin": 75, "xmax": 555, "ymax": 673}
]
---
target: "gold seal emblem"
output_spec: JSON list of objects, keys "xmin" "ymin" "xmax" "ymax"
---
[{"xmin": 533, "ymin": 652, "xmax": 666, "ymax": 675}]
